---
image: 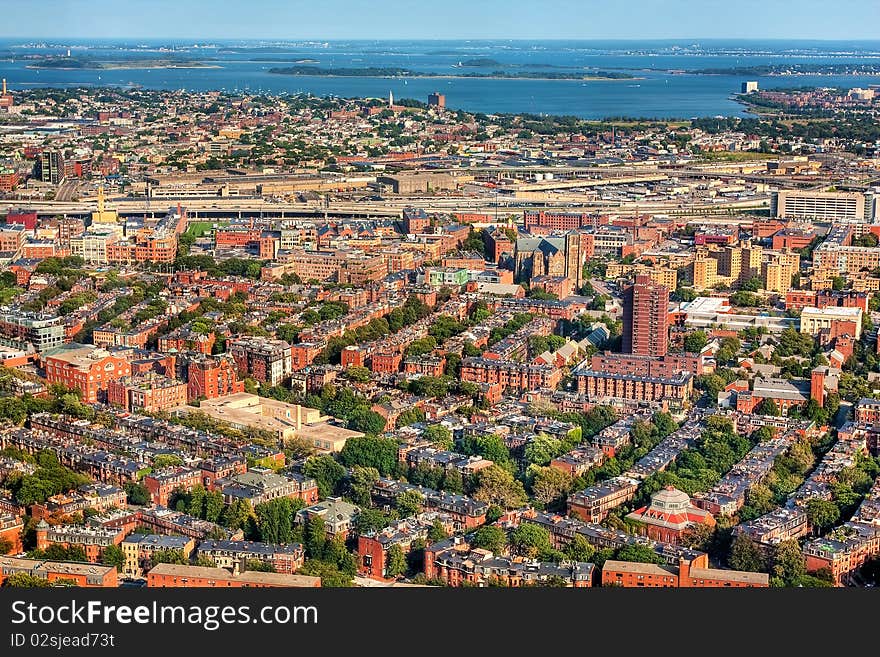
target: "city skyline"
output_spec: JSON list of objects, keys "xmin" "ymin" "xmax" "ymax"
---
[{"xmin": 1, "ymin": 0, "xmax": 879, "ymax": 41}]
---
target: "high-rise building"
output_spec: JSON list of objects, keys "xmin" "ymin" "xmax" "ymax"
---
[
  {"xmin": 39, "ymin": 150, "xmax": 65, "ymax": 184},
  {"xmin": 622, "ymin": 275, "xmax": 669, "ymax": 357},
  {"xmin": 427, "ymin": 92, "xmax": 446, "ymax": 108}
]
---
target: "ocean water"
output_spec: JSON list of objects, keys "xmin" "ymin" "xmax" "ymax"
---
[{"xmin": 1, "ymin": 39, "xmax": 879, "ymax": 119}]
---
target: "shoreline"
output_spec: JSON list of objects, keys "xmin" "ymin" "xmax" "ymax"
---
[
  {"xmin": 25, "ymin": 64, "xmax": 223, "ymax": 70},
  {"xmin": 268, "ymin": 72, "xmax": 644, "ymax": 82}
]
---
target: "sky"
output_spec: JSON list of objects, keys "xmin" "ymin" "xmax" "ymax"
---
[{"xmin": 1, "ymin": 0, "xmax": 879, "ymax": 41}]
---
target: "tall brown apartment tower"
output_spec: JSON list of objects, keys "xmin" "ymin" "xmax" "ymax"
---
[
  {"xmin": 622, "ymin": 275, "xmax": 669, "ymax": 357},
  {"xmin": 565, "ymin": 231, "xmax": 585, "ymax": 290}
]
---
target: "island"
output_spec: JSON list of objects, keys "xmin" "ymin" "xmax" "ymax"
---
[
  {"xmin": 455, "ymin": 58, "xmax": 502, "ymax": 67},
  {"xmin": 25, "ymin": 56, "xmax": 220, "ymax": 70},
  {"xmin": 681, "ymin": 64, "xmax": 880, "ymax": 76},
  {"xmin": 268, "ymin": 65, "xmax": 635, "ymax": 80}
]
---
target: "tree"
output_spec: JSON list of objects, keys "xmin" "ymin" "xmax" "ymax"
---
[
  {"xmin": 2, "ymin": 572, "xmax": 50, "ymax": 587},
  {"xmin": 772, "ymin": 539, "xmax": 806, "ymax": 586},
  {"xmin": 471, "ymin": 465, "xmax": 527, "ymax": 509},
  {"xmin": 150, "ymin": 549, "xmax": 187, "ymax": 567},
  {"xmin": 423, "ymin": 424, "xmax": 453, "ymax": 450},
  {"xmin": 303, "ymin": 455, "xmax": 346, "ymax": 498},
  {"xmin": 510, "ymin": 523, "xmax": 552, "ymax": 559},
  {"xmin": 396, "ymin": 490, "xmax": 424, "ymax": 517},
  {"xmin": 728, "ymin": 534, "xmax": 766, "ymax": 572},
  {"xmin": 441, "ymin": 468, "xmax": 463, "ymax": 494},
  {"xmin": 529, "ymin": 465, "xmax": 573, "ymax": 506},
  {"xmin": 221, "ymin": 499, "xmax": 255, "ymax": 534},
  {"xmin": 744, "ymin": 483, "xmax": 775, "ymax": 517},
  {"xmin": 615, "ymin": 543, "xmax": 664, "ymax": 565},
  {"xmin": 806, "ymin": 499, "xmax": 840, "ymax": 534},
  {"xmin": 473, "ymin": 434, "xmax": 512, "ymax": 468},
  {"xmin": 427, "ymin": 520, "xmax": 448, "ymax": 543},
  {"xmin": 385, "ymin": 544, "xmax": 407, "ymax": 578},
  {"xmin": 152, "ymin": 454, "xmax": 183, "ymax": 469},
  {"xmin": 123, "ymin": 482, "xmax": 150, "ymax": 506},
  {"xmin": 305, "ymin": 515, "xmax": 326, "ymax": 559},
  {"xmin": 298, "ymin": 559, "xmax": 353, "ymax": 587},
  {"xmin": 188, "ymin": 485, "xmax": 206, "ymax": 519},
  {"xmin": 255, "ymin": 498, "xmax": 298, "ymax": 544},
  {"xmin": 348, "ymin": 465, "xmax": 380, "ymax": 507},
  {"xmin": 101, "ymin": 545, "xmax": 126, "ymax": 572},
  {"xmin": 563, "ymin": 534, "xmax": 595, "ymax": 562},
  {"xmin": 346, "ymin": 366, "xmax": 372, "ymax": 383},
  {"xmin": 244, "ymin": 558, "xmax": 276, "ymax": 573},
  {"xmin": 204, "ymin": 490, "xmax": 225, "ymax": 524},
  {"xmin": 679, "ymin": 523, "xmax": 714, "ymax": 551},
  {"xmin": 356, "ymin": 508, "xmax": 393, "ymax": 535},
  {"xmin": 523, "ymin": 434, "xmax": 562, "ymax": 467},
  {"xmin": 347, "ymin": 408, "xmax": 387, "ymax": 435},
  {"xmin": 471, "ymin": 525, "xmax": 507, "ymax": 554},
  {"xmin": 683, "ymin": 330, "xmax": 708, "ymax": 354},
  {"xmin": 338, "ymin": 435, "xmax": 399, "ymax": 475},
  {"xmin": 652, "ymin": 412, "xmax": 677, "ymax": 438},
  {"xmin": 758, "ymin": 398, "xmax": 780, "ymax": 417}
]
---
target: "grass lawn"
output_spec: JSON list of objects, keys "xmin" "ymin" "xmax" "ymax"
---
[
  {"xmin": 184, "ymin": 221, "xmax": 226, "ymax": 237},
  {"xmin": 695, "ymin": 151, "xmax": 777, "ymax": 163}
]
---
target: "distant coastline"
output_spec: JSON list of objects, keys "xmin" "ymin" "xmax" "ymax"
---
[
  {"xmin": 268, "ymin": 65, "xmax": 637, "ymax": 81},
  {"xmin": 24, "ymin": 57, "xmax": 221, "ymax": 70}
]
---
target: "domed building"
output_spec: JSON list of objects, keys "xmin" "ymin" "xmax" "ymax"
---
[{"xmin": 625, "ymin": 486, "xmax": 715, "ymax": 544}]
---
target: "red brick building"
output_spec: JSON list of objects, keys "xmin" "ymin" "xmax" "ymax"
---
[
  {"xmin": 143, "ymin": 468, "xmax": 203, "ymax": 507},
  {"xmin": 43, "ymin": 344, "xmax": 132, "ymax": 403},
  {"xmin": 107, "ymin": 375, "xmax": 187, "ymax": 412},
  {"xmin": 625, "ymin": 486, "xmax": 716, "ymax": 544},
  {"xmin": 0, "ymin": 514, "xmax": 23, "ymax": 554},
  {"xmin": 424, "ymin": 538, "xmax": 593, "ymax": 587},
  {"xmin": 371, "ymin": 351, "xmax": 403, "ymax": 374},
  {"xmin": 358, "ymin": 513, "xmax": 455, "ymax": 580},
  {"xmin": 568, "ymin": 476, "xmax": 640, "ymax": 523},
  {"xmin": 622, "ymin": 275, "xmax": 669, "ymax": 357},
  {"xmin": 147, "ymin": 563, "xmax": 320, "ymax": 587},
  {"xmin": 601, "ymin": 558, "xmax": 769, "ymax": 587},
  {"xmin": 0, "ymin": 556, "xmax": 118, "ymax": 588},
  {"xmin": 186, "ymin": 355, "xmax": 243, "ymax": 401},
  {"xmin": 35, "ymin": 520, "xmax": 126, "ymax": 564}
]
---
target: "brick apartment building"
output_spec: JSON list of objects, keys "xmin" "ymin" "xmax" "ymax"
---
[
  {"xmin": 196, "ymin": 540, "xmax": 305, "ymax": 575},
  {"xmin": 568, "ymin": 476, "xmax": 640, "ymax": 523},
  {"xmin": 229, "ymin": 337, "xmax": 292, "ymax": 385},
  {"xmin": 42, "ymin": 344, "xmax": 132, "ymax": 403},
  {"xmin": 425, "ymin": 537, "xmax": 593, "ymax": 587},
  {"xmin": 460, "ymin": 357, "xmax": 562, "ymax": 395},
  {"xmin": 358, "ymin": 512, "xmax": 455, "ymax": 580},
  {"xmin": 0, "ymin": 514, "xmax": 23, "ymax": 554},
  {"xmin": 0, "ymin": 556, "xmax": 118, "ymax": 587},
  {"xmin": 143, "ymin": 467, "xmax": 203, "ymax": 507},
  {"xmin": 35, "ymin": 519, "xmax": 126, "ymax": 564},
  {"xmin": 184, "ymin": 354, "xmax": 244, "ymax": 401},
  {"xmin": 107, "ymin": 375, "xmax": 188, "ymax": 412},
  {"xmin": 622, "ymin": 275, "xmax": 670, "ymax": 357},
  {"xmin": 215, "ymin": 469, "xmax": 319, "ymax": 507},
  {"xmin": 121, "ymin": 533, "xmax": 195, "ymax": 576}
]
